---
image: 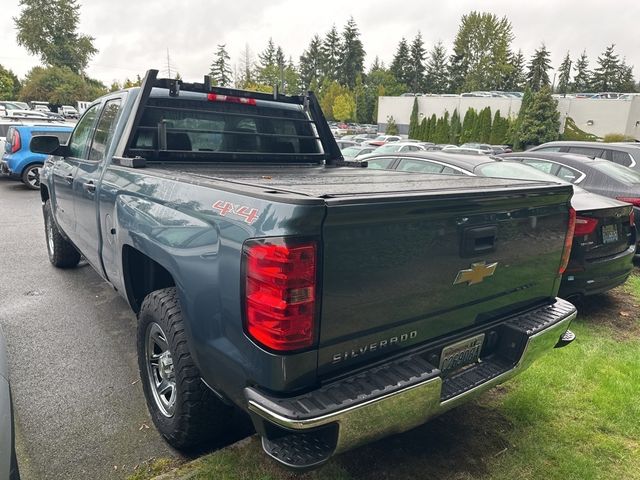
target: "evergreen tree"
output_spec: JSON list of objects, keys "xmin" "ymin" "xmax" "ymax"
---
[
  {"xmin": 505, "ymin": 49, "xmax": 527, "ymax": 91},
  {"xmin": 408, "ymin": 98, "xmax": 420, "ymax": 139},
  {"xmin": 490, "ymin": 110, "xmax": 509, "ymax": 144},
  {"xmin": 591, "ymin": 44, "xmax": 621, "ymax": 92},
  {"xmin": 426, "ymin": 114, "xmax": 437, "ymax": 142},
  {"xmin": 511, "ymin": 87, "xmax": 533, "ymax": 149},
  {"xmin": 15, "ymin": 0, "xmax": 97, "ymax": 73},
  {"xmin": 477, "ymin": 107, "xmax": 492, "ymax": 143},
  {"xmin": 460, "ymin": 108, "xmax": 477, "ymax": 143},
  {"xmin": 425, "ymin": 41, "xmax": 449, "ymax": 93},
  {"xmin": 617, "ymin": 60, "xmax": 636, "ymax": 92},
  {"xmin": 517, "ymin": 87, "xmax": 560, "ymax": 146},
  {"xmin": 390, "ymin": 38, "xmax": 411, "ymax": 89},
  {"xmin": 557, "ymin": 52, "xmax": 572, "ymax": 95},
  {"xmin": 449, "ymin": 109, "xmax": 462, "ymax": 144},
  {"xmin": 527, "ymin": 44, "xmax": 552, "ymax": 91},
  {"xmin": 573, "ymin": 51, "xmax": 591, "ymax": 92},
  {"xmin": 259, "ymin": 38, "xmax": 276, "ymax": 69},
  {"xmin": 385, "ymin": 116, "xmax": 399, "ymax": 135},
  {"xmin": 210, "ymin": 44, "xmax": 232, "ymax": 87},
  {"xmin": 408, "ymin": 32, "xmax": 427, "ymax": 93},
  {"xmin": 321, "ymin": 25, "xmax": 341, "ymax": 83},
  {"xmin": 418, "ymin": 117, "xmax": 428, "ymax": 141},
  {"xmin": 299, "ymin": 34, "xmax": 323, "ymax": 91},
  {"xmin": 449, "ymin": 11, "xmax": 514, "ymax": 92},
  {"xmin": 338, "ymin": 17, "xmax": 365, "ymax": 88}
]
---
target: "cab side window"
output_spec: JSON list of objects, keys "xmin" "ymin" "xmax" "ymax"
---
[
  {"xmin": 67, "ymin": 104, "xmax": 100, "ymax": 159},
  {"xmin": 366, "ymin": 157, "xmax": 395, "ymax": 170},
  {"xmin": 88, "ymin": 99, "xmax": 122, "ymax": 161}
]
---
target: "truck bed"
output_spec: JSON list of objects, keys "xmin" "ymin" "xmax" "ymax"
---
[{"xmin": 145, "ymin": 163, "xmax": 566, "ymax": 203}]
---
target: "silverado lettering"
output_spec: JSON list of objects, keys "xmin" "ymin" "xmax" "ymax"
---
[{"xmin": 331, "ymin": 330, "xmax": 419, "ymax": 364}]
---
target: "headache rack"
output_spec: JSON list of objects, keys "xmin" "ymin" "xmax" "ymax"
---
[{"xmin": 113, "ymin": 69, "xmax": 344, "ymax": 166}]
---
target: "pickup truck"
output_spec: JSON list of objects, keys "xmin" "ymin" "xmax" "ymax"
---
[{"xmin": 32, "ymin": 70, "xmax": 577, "ymax": 470}]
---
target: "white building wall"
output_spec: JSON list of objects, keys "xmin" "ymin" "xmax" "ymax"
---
[{"xmin": 378, "ymin": 95, "xmax": 640, "ymax": 140}]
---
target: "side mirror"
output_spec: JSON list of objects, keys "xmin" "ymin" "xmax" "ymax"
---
[{"xmin": 30, "ymin": 135, "xmax": 67, "ymax": 156}]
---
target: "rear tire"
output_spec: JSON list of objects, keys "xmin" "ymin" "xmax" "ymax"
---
[
  {"xmin": 43, "ymin": 200, "xmax": 81, "ymax": 268},
  {"xmin": 137, "ymin": 287, "xmax": 232, "ymax": 450},
  {"xmin": 22, "ymin": 164, "xmax": 42, "ymax": 190}
]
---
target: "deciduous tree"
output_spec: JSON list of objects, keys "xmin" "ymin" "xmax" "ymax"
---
[{"xmin": 15, "ymin": 0, "xmax": 97, "ymax": 73}]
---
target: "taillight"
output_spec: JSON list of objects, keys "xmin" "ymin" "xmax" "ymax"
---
[
  {"xmin": 574, "ymin": 216, "xmax": 599, "ymax": 236},
  {"xmin": 11, "ymin": 130, "xmax": 21, "ymax": 153},
  {"xmin": 559, "ymin": 207, "xmax": 576, "ymax": 274},
  {"xmin": 243, "ymin": 238, "xmax": 317, "ymax": 352},
  {"xmin": 207, "ymin": 93, "xmax": 256, "ymax": 106},
  {"xmin": 616, "ymin": 197, "xmax": 640, "ymax": 207}
]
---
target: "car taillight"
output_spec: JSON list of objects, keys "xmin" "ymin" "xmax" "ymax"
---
[
  {"xmin": 559, "ymin": 207, "xmax": 576, "ymax": 275},
  {"xmin": 11, "ymin": 130, "xmax": 21, "ymax": 153},
  {"xmin": 207, "ymin": 93, "xmax": 256, "ymax": 106},
  {"xmin": 243, "ymin": 238, "xmax": 317, "ymax": 352},
  {"xmin": 574, "ymin": 216, "xmax": 599, "ymax": 236},
  {"xmin": 616, "ymin": 197, "xmax": 640, "ymax": 207}
]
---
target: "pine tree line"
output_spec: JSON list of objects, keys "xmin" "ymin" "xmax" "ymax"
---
[
  {"xmin": 203, "ymin": 12, "xmax": 638, "ymax": 125},
  {"xmin": 406, "ymin": 86, "xmax": 562, "ymax": 148}
]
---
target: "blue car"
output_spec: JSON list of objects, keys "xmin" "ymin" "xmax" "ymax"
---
[{"xmin": 1, "ymin": 124, "xmax": 73, "ymax": 189}]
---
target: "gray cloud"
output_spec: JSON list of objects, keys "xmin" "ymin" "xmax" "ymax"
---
[{"xmin": 1, "ymin": 0, "xmax": 639, "ymax": 86}]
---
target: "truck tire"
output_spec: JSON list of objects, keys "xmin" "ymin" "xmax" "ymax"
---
[
  {"xmin": 22, "ymin": 164, "xmax": 43, "ymax": 190},
  {"xmin": 137, "ymin": 287, "xmax": 232, "ymax": 450},
  {"xmin": 43, "ymin": 200, "xmax": 81, "ymax": 268}
]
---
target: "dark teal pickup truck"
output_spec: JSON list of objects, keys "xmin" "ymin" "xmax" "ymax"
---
[{"xmin": 33, "ymin": 70, "xmax": 577, "ymax": 470}]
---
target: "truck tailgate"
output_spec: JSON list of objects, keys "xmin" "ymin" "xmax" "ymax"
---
[{"xmin": 318, "ymin": 185, "xmax": 573, "ymax": 375}]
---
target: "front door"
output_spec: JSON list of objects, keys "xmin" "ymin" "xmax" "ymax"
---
[
  {"xmin": 73, "ymin": 97, "xmax": 124, "ymax": 272},
  {"xmin": 52, "ymin": 104, "xmax": 100, "ymax": 236}
]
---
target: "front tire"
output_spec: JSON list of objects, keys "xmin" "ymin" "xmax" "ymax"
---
[
  {"xmin": 137, "ymin": 287, "xmax": 232, "ymax": 450},
  {"xmin": 43, "ymin": 200, "xmax": 81, "ymax": 268},
  {"xmin": 22, "ymin": 164, "xmax": 42, "ymax": 190}
]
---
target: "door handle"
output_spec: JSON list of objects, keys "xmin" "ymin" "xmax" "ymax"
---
[
  {"xmin": 83, "ymin": 181, "xmax": 96, "ymax": 193},
  {"xmin": 65, "ymin": 174, "xmax": 74, "ymax": 184}
]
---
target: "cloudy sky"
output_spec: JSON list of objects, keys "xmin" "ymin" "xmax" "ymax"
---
[{"xmin": 2, "ymin": 0, "xmax": 639, "ymax": 86}]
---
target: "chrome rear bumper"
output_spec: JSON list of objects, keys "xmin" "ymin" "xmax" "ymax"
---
[{"xmin": 246, "ymin": 298, "xmax": 576, "ymax": 469}]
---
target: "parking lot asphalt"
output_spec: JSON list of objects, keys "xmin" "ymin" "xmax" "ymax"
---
[{"xmin": 0, "ymin": 178, "xmax": 181, "ymax": 479}]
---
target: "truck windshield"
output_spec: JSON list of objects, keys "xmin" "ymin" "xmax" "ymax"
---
[{"xmin": 129, "ymin": 96, "xmax": 323, "ymax": 162}]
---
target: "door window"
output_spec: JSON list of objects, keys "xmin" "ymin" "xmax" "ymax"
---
[
  {"xmin": 366, "ymin": 157, "xmax": 395, "ymax": 170},
  {"xmin": 88, "ymin": 99, "xmax": 122, "ymax": 161},
  {"xmin": 397, "ymin": 158, "xmax": 444, "ymax": 173},
  {"xmin": 567, "ymin": 146, "xmax": 604, "ymax": 158},
  {"xmin": 556, "ymin": 166, "xmax": 580, "ymax": 183},
  {"xmin": 67, "ymin": 104, "xmax": 100, "ymax": 159},
  {"xmin": 606, "ymin": 150, "xmax": 634, "ymax": 167},
  {"xmin": 520, "ymin": 159, "xmax": 555, "ymax": 174}
]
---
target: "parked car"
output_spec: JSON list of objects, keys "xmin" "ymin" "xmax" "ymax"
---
[
  {"xmin": 443, "ymin": 146, "xmax": 492, "ymax": 155},
  {"xmin": 1, "ymin": 124, "xmax": 73, "ymax": 189},
  {"xmin": 340, "ymin": 145, "xmax": 377, "ymax": 159},
  {"xmin": 529, "ymin": 141, "xmax": 640, "ymax": 172},
  {"xmin": 59, "ymin": 105, "xmax": 79, "ymax": 119},
  {"xmin": 32, "ymin": 69, "xmax": 577, "ymax": 470},
  {"xmin": 335, "ymin": 139, "xmax": 359, "ymax": 149},
  {"xmin": 362, "ymin": 151, "xmax": 636, "ymax": 297},
  {"xmin": 499, "ymin": 151, "xmax": 640, "ymax": 263},
  {"xmin": 362, "ymin": 134, "xmax": 402, "ymax": 146},
  {"xmin": 360, "ymin": 141, "xmax": 426, "ymax": 155},
  {"xmin": 461, "ymin": 143, "xmax": 493, "ymax": 152},
  {"xmin": 0, "ymin": 325, "xmax": 20, "ymax": 480}
]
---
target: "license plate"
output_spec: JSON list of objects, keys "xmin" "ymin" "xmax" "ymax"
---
[
  {"xmin": 439, "ymin": 333, "xmax": 485, "ymax": 375},
  {"xmin": 602, "ymin": 224, "xmax": 619, "ymax": 244}
]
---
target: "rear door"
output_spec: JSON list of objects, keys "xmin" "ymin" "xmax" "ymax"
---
[
  {"xmin": 51, "ymin": 104, "xmax": 100, "ymax": 236},
  {"xmin": 73, "ymin": 97, "xmax": 124, "ymax": 271}
]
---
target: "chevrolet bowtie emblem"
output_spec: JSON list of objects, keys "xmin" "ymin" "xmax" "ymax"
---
[{"xmin": 453, "ymin": 261, "xmax": 498, "ymax": 286}]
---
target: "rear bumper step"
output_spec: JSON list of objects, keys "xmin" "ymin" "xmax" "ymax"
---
[{"xmin": 246, "ymin": 297, "xmax": 576, "ymax": 469}]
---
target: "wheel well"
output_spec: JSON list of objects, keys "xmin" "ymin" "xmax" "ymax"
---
[
  {"xmin": 122, "ymin": 246, "xmax": 175, "ymax": 313},
  {"xmin": 20, "ymin": 161, "xmax": 43, "ymax": 176}
]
